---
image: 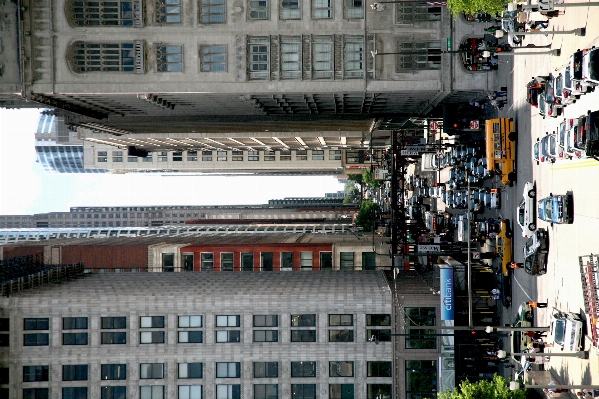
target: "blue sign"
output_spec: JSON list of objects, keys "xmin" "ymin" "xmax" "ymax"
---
[{"xmin": 440, "ymin": 267, "xmax": 454, "ymax": 320}]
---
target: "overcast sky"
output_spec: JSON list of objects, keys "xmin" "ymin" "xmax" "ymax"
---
[{"xmin": 0, "ymin": 108, "xmax": 345, "ymax": 216}]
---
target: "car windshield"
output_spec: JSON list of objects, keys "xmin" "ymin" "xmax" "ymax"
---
[
  {"xmin": 549, "ymin": 136, "xmax": 556, "ymax": 154},
  {"xmin": 553, "ymin": 319, "xmax": 566, "ymax": 346},
  {"xmin": 524, "ymin": 236, "xmax": 534, "ymax": 252},
  {"xmin": 533, "ymin": 142, "xmax": 540, "ymax": 159},
  {"xmin": 566, "ymin": 130, "xmax": 574, "ymax": 151},
  {"xmin": 555, "ymin": 75, "xmax": 563, "ymax": 96},
  {"xmin": 590, "ymin": 49, "xmax": 599, "ymax": 80},
  {"xmin": 539, "ymin": 93, "xmax": 546, "ymax": 114},
  {"xmin": 565, "ymin": 66, "xmax": 572, "ymax": 88},
  {"xmin": 541, "ymin": 136, "xmax": 549, "ymax": 155},
  {"xmin": 544, "ymin": 200, "xmax": 554, "ymax": 220},
  {"xmin": 559, "ymin": 122, "xmax": 566, "ymax": 145},
  {"xmin": 572, "ymin": 51, "xmax": 583, "ymax": 79},
  {"xmin": 545, "ymin": 78, "xmax": 556, "ymax": 103}
]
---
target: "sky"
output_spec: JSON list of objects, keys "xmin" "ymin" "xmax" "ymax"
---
[{"xmin": 0, "ymin": 108, "xmax": 345, "ymax": 216}]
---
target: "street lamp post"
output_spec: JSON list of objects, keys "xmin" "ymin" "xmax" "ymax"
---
[
  {"xmin": 496, "ymin": 349, "xmax": 589, "ymax": 359},
  {"xmin": 509, "ymin": 381, "xmax": 599, "ymax": 390},
  {"xmin": 486, "ymin": 326, "xmax": 550, "ymax": 333}
]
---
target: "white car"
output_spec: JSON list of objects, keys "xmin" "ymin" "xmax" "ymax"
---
[{"xmin": 517, "ymin": 182, "xmax": 537, "ymax": 237}]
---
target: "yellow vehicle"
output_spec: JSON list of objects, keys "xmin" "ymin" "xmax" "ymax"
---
[
  {"xmin": 496, "ymin": 219, "xmax": 513, "ymax": 276},
  {"xmin": 485, "ymin": 118, "xmax": 516, "ymax": 186}
]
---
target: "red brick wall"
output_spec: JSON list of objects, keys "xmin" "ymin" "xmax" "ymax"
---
[
  {"xmin": 2, "ymin": 246, "xmax": 45, "ymax": 259},
  {"xmin": 60, "ymin": 245, "xmax": 148, "ymax": 271}
]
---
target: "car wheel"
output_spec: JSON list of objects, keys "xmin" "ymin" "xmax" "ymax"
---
[
  {"xmin": 539, "ymin": 268, "xmax": 547, "ymax": 275},
  {"xmin": 528, "ymin": 189, "xmax": 536, "ymax": 198},
  {"xmin": 528, "ymin": 223, "xmax": 536, "ymax": 231},
  {"xmin": 508, "ymin": 131, "xmax": 517, "ymax": 141},
  {"xmin": 508, "ymin": 172, "xmax": 516, "ymax": 182},
  {"xmin": 525, "ymin": 311, "xmax": 534, "ymax": 321}
]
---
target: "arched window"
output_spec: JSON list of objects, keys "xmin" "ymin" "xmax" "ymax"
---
[
  {"xmin": 66, "ymin": 0, "xmax": 142, "ymax": 27},
  {"xmin": 67, "ymin": 41, "xmax": 144, "ymax": 73}
]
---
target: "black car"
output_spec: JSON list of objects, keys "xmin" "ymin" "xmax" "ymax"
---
[
  {"xmin": 526, "ymin": 78, "xmax": 545, "ymax": 107},
  {"xmin": 584, "ymin": 110, "xmax": 599, "ymax": 156}
]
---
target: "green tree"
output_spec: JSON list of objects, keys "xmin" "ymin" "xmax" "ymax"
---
[
  {"xmin": 439, "ymin": 375, "xmax": 526, "ymax": 399},
  {"xmin": 446, "ymin": 0, "xmax": 508, "ymax": 18},
  {"xmin": 347, "ymin": 174, "xmax": 363, "ymax": 184},
  {"xmin": 362, "ymin": 170, "xmax": 380, "ymax": 189},
  {"xmin": 354, "ymin": 199, "xmax": 380, "ymax": 231}
]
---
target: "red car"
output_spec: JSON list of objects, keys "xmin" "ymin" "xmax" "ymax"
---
[{"xmin": 526, "ymin": 78, "xmax": 546, "ymax": 107}]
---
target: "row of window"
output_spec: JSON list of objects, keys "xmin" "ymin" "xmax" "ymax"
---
[
  {"xmin": 67, "ymin": 0, "xmax": 365, "ymax": 26},
  {"xmin": 22, "ymin": 383, "xmax": 393, "ymax": 399},
  {"xmin": 97, "ymin": 150, "xmax": 341, "ymax": 163},
  {"xmin": 22, "ymin": 360, "xmax": 391, "ymax": 381}
]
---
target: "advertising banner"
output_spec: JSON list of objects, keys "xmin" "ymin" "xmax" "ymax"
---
[{"xmin": 440, "ymin": 267, "xmax": 454, "ymax": 320}]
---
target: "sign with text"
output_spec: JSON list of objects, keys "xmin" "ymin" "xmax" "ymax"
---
[
  {"xmin": 440, "ymin": 266, "xmax": 455, "ymax": 320},
  {"xmin": 418, "ymin": 244, "xmax": 440, "ymax": 253},
  {"xmin": 400, "ymin": 145, "xmax": 427, "ymax": 155}
]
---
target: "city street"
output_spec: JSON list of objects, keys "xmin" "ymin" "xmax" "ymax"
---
[{"xmin": 496, "ymin": 0, "xmax": 599, "ymax": 388}]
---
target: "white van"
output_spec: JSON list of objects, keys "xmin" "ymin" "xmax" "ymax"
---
[
  {"xmin": 550, "ymin": 311, "xmax": 584, "ymax": 351},
  {"xmin": 421, "ymin": 153, "xmax": 441, "ymax": 171},
  {"xmin": 582, "ymin": 47, "xmax": 599, "ymax": 86}
]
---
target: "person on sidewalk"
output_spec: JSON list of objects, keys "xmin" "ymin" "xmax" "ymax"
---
[
  {"xmin": 510, "ymin": 262, "xmax": 522, "ymax": 269},
  {"xmin": 528, "ymin": 301, "xmax": 548, "ymax": 308}
]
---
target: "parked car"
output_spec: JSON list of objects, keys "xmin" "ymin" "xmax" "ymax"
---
[
  {"xmin": 442, "ymin": 189, "xmax": 454, "ymax": 207},
  {"xmin": 527, "ymin": 77, "xmax": 545, "ymax": 107},
  {"xmin": 550, "ymin": 311, "xmax": 584, "ymax": 351},
  {"xmin": 534, "ymin": 135, "xmax": 556, "ymax": 164},
  {"xmin": 538, "ymin": 192, "xmax": 574, "ymax": 225},
  {"xmin": 538, "ymin": 91, "xmax": 560, "ymax": 119},
  {"xmin": 511, "ymin": 302, "xmax": 534, "ymax": 360},
  {"xmin": 565, "ymin": 120, "xmax": 583, "ymax": 159},
  {"xmin": 523, "ymin": 228, "xmax": 548, "ymax": 258},
  {"xmin": 574, "ymin": 113, "xmax": 588, "ymax": 151},
  {"xmin": 523, "ymin": 228, "xmax": 548, "ymax": 276},
  {"xmin": 585, "ymin": 110, "xmax": 599, "ymax": 158},
  {"xmin": 562, "ymin": 64, "xmax": 585, "ymax": 99},
  {"xmin": 517, "ymin": 182, "xmax": 536, "ymax": 237},
  {"xmin": 582, "ymin": 46, "xmax": 599, "ymax": 86},
  {"xmin": 571, "ymin": 49, "xmax": 595, "ymax": 92}
]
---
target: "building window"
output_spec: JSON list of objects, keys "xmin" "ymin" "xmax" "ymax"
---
[
  {"xmin": 63, "ymin": 364, "xmax": 88, "ymax": 381},
  {"xmin": 264, "ymin": 150, "xmax": 276, "ymax": 161},
  {"xmin": 254, "ymin": 362, "xmax": 278, "ymax": 378},
  {"xmin": 300, "ymin": 251, "xmax": 313, "ymax": 270},
  {"xmin": 329, "ymin": 149, "xmax": 342, "ymax": 160},
  {"xmin": 367, "ymin": 385, "xmax": 391, "ymax": 399},
  {"xmin": 199, "ymin": 45, "xmax": 228, "ymax": 73},
  {"xmin": 162, "ymin": 253, "xmax": 175, "ymax": 272},
  {"xmin": 281, "ymin": 36, "xmax": 301, "ymax": 79},
  {"xmin": 128, "ymin": 156, "xmax": 138, "ymax": 162},
  {"xmin": 112, "ymin": 151, "xmax": 123, "ymax": 162},
  {"xmin": 362, "ymin": 252, "xmax": 376, "ymax": 270},
  {"xmin": 232, "ymin": 150, "xmax": 244, "ymax": 161},
  {"xmin": 292, "ymin": 384, "xmax": 316, "ymax": 399},
  {"xmin": 291, "ymin": 361, "xmax": 316, "ymax": 377},
  {"xmin": 281, "ymin": 0, "xmax": 300, "ymax": 19},
  {"xmin": 63, "ymin": 332, "xmax": 89, "ymax": 345},
  {"xmin": 156, "ymin": 0, "xmax": 182, "ymax": 23},
  {"xmin": 367, "ymin": 329, "xmax": 391, "ymax": 342},
  {"xmin": 67, "ymin": 0, "xmax": 137, "ymax": 26},
  {"xmin": 173, "ymin": 151, "xmax": 183, "ymax": 161},
  {"xmin": 249, "ymin": 37, "xmax": 269, "ymax": 80},
  {"xmin": 296, "ymin": 150, "xmax": 307, "ymax": 160},
  {"xmin": 329, "ymin": 315, "xmax": 353, "ymax": 326},
  {"xmin": 102, "ymin": 316, "xmax": 127, "ymax": 330},
  {"xmin": 179, "ymin": 362, "xmax": 203, "ymax": 379},
  {"xmin": 255, "ymin": 384, "xmax": 278, "ymax": 399},
  {"xmin": 97, "ymin": 151, "xmax": 108, "ymax": 162},
  {"xmin": 311, "ymin": 35, "xmax": 333, "ymax": 79},
  {"xmin": 216, "ymin": 385, "xmax": 241, "ymax": 399},
  {"xmin": 23, "ymin": 366, "xmax": 49, "ymax": 382},
  {"xmin": 291, "ymin": 314, "xmax": 315, "ymax": 326},
  {"xmin": 329, "ymin": 362, "xmax": 353, "ymax": 377},
  {"xmin": 143, "ymin": 156, "xmax": 153, "ymax": 162},
  {"xmin": 24, "ymin": 333, "xmax": 49, "ymax": 346},
  {"xmin": 141, "ymin": 316, "xmax": 165, "ymax": 328},
  {"xmin": 141, "ymin": 386, "xmax": 164, "ymax": 399},
  {"xmin": 63, "ymin": 317, "xmax": 88, "ymax": 329},
  {"xmin": 261, "ymin": 252, "xmax": 274, "ymax": 271},
  {"xmin": 320, "ymin": 252, "xmax": 332, "ymax": 269},
  {"xmin": 404, "ymin": 307, "xmax": 436, "ymax": 349},
  {"xmin": 330, "ymin": 384, "xmax": 354, "ymax": 399},
  {"xmin": 187, "ymin": 151, "xmax": 198, "ymax": 161},
  {"xmin": 23, "ymin": 388, "xmax": 49, "ymax": 399},
  {"xmin": 312, "ymin": 150, "xmax": 324, "ymax": 160},
  {"xmin": 312, "ymin": 0, "xmax": 332, "ymax": 18},
  {"xmin": 179, "ymin": 385, "xmax": 203, "ymax": 399},
  {"xmin": 344, "ymin": 0, "xmax": 363, "ymax": 18},
  {"xmin": 201, "ymin": 253, "xmax": 214, "ymax": 271},
  {"xmin": 253, "ymin": 330, "xmax": 278, "ymax": 342},
  {"xmin": 217, "ymin": 150, "xmax": 228, "ymax": 161},
  {"xmin": 340, "ymin": 252, "xmax": 354, "ymax": 270},
  {"xmin": 329, "ymin": 330, "xmax": 353, "ymax": 342},
  {"xmin": 158, "ymin": 151, "xmax": 168, "ymax": 162},
  {"xmin": 396, "ymin": 41, "xmax": 441, "ymax": 71},
  {"xmin": 280, "ymin": 150, "xmax": 291, "ymax": 161},
  {"xmin": 344, "ymin": 36, "xmax": 364, "ymax": 78},
  {"xmin": 179, "ymin": 316, "xmax": 203, "ymax": 327},
  {"xmin": 241, "ymin": 252, "xmax": 254, "ymax": 271},
  {"xmin": 101, "ymin": 364, "xmax": 126, "ymax": 380},
  {"xmin": 367, "ymin": 361, "xmax": 391, "ymax": 377},
  {"xmin": 216, "ymin": 362, "xmax": 240, "ymax": 378},
  {"xmin": 69, "ymin": 41, "xmax": 140, "ymax": 73},
  {"xmin": 281, "ymin": 252, "xmax": 293, "ymax": 271},
  {"xmin": 216, "ymin": 315, "xmax": 240, "ymax": 327},
  {"xmin": 182, "ymin": 253, "xmax": 194, "ymax": 271},
  {"xmin": 216, "ymin": 330, "xmax": 241, "ymax": 343},
  {"xmin": 101, "ymin": 331, "xmax": 127, "ymax": 345},
  {"xmin": 199, "ymin": 0, "xmax": 226, "ymax": 23},
  {"xmin": 221, "ymin": 253, "xmax": 234, "ymax": 271},
  {"xmin": 63, "ymin": 387, "xmax": 88, "ymax": 399},
  {"xmin": 248, "ymin": 150, "xmax": 259, "ymax": 161},
  {"xmin": 202, "ymin": 150, "xmax": 213, "ymax": 161},
  {"xmin": 396, "ymin": 3, "xmax": 441, "ymax": 22},
  {"xmin": 405, "ymin": 360, "xmax": 436, "ymax": 399},
  {"xmin": 249, "ymin": 0, "xmax": 269, "ymax": 19},
  {"xmin": 179, "ymin": 331, "xmax": 203, "ymax": 343},
  {"xmin": 254, "ymin": 315, "xmax": 278, "ymax": 327},
  {"xmin": 367, "ymin": 314, "xmax": 391, "ymax": 326},
  {"xmin": 101, "ymin": 386, "xmax": 126, "ymax": 399},
  {"xmin": 140, "ymin": 331, "xmax": 165, "ymax": 343},
  {"xmin": 291, "ymin": 330, "xmax": 316, "ymax": 342},
  {"xmin": 141, "ymin": 363, "xmax": 164, "ymax": 379}
]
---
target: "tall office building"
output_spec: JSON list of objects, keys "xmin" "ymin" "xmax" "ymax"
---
[
  {"xmin": 0, "ymin": 0, "xmax": 492, "ymax": 142},
  {"xmin": 0, "ymin": 270, "xmax": 447, "ymax": 399}
]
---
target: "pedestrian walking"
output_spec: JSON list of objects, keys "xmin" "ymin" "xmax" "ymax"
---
[
  {"xmin": 527, "ymin": 301, "xmax": 548, "ymax": 308},
  {"xmin": 494, "ymin": 90, "xmax": 507, "ymax": 98},
  {"xmin": 509, "ymin": 262, "xmax": 522, "ymax": 269}
]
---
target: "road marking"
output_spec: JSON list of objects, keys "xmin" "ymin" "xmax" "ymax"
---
[
  {"xmin": 513, "ymin": 274, "xmax": 533, "ymax": 301},
  {"xmin": 551, "ymin": 159, "xmax": 599, "ymax": 170}
]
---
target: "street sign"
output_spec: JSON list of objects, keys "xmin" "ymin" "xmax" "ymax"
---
[
  {"xmin": 418, "ymin": 244, "xmax": 440, "ymax": 253},
  {"xmin": 538, "ymin": 0, "xmax": 554, "ymax": 12},
  {"xmin": 470, "ymin": 120, "xmax": 480, "ymax": 130},
  {"xmin": 400, "ymin": 145, "xmax": 427, "ymax": 156},
  {"xmin": 429, "ymin": 121, "xmax": 439, "ymax": 130},
  {"xmin": 446, "ymin": 37, "xmax": 452, "ymax": 51}
]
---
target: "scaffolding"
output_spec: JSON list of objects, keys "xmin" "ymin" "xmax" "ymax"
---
[{"xmin": 579, "ymin": 254, "xmax": 599, "ymax": 352}]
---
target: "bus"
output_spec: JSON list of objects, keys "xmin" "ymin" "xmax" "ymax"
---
[{"xmin": 485, "ymin": 118, "xmax": 516, "ymax": 186}]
